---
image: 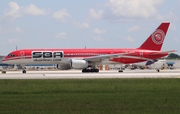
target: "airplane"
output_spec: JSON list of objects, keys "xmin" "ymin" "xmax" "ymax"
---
[{"xmin": 2, "ymin": 22, "xmax": 175, "ymax": 73}]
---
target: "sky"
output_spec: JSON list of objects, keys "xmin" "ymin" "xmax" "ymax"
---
[{"xmin": 0, "ymin": 0, "xmax": 180, "ymax": 55}]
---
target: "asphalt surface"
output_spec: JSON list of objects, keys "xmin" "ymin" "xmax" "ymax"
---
[{"xmin": 1, "ymin": 69, "xmax": 180, "ymax": 79}]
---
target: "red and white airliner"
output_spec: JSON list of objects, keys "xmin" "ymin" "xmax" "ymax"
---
[{"xmin": 2, "ymin": 22, "xmax": 175, "ymax": 73}]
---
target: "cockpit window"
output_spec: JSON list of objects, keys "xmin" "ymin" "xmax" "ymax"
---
[{"xmin": 7, "ymin": 54, "xmax": 15, "ymax": 57}]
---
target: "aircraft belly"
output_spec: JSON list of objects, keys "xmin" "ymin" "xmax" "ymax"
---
[
  {"xmin": 32, "ymin": 58, "xmax": 70, "ymax": 64},
  {"xmin": 4, "ymin": 58, "xmax": 70, "ymax": 65},
  {"xmin": 3, "ymin": 59, "xmax": 33, "ymax": 64}
]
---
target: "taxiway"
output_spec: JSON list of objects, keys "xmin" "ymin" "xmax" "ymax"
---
[{"xmin": 0, "ymin": 69, "xmax": 180, "ymax": 79}]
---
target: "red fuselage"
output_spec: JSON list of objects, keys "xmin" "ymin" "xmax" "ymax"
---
[{"xmin": 2, "ymin": 48, "xmax": 168, "ymax": 65}]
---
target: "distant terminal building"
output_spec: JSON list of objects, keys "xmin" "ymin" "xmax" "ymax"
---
[
  {"xmin": 0, "ymin": 56, "xmax": 9, "ymax": 67},
  {"xmin": 0, "ymin": 56, "xmax": 9, "ymax": 70}
]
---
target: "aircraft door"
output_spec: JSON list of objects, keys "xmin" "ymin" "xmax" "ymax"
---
[
  {"xmin": 20, "ymin": 51, "xmax": 25, "ymax": 59},
  {"xmin": 139, "ymin": 51, "xmax": 143, "ymax": 58}
]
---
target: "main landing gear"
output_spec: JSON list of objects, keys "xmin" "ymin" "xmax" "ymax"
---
[
  {"xmin": 82, "ymin": 68, "xmax": 99, "ymax": 73},
  {"xmin": 118, "ymin": 68, "xmax": 124, "ymax": 73}
]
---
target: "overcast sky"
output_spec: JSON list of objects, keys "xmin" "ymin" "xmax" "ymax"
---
[{"xmin": 0, "ymin": 0, "xmax": 180, "ymax": 55}]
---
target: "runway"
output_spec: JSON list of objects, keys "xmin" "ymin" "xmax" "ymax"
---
[{"xmin": 1, "ymin": 69, "xmax": 180, "ymax": 79}]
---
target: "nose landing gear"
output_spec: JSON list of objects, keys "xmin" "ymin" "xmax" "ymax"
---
[{"xmin": 21, "ymin": 64, "xmax": 26, "ymax": 73}]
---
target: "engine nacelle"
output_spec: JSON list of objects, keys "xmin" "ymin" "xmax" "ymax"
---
[
  {"xmin": 70, "ymin": 59, "xmax": 88, "ymax": 69},
  {"xmin": 56, "ymin": 64, "xmax": 71, "ymax": 70}
]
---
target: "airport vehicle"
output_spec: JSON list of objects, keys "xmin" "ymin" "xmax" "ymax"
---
[{"xmin": 2, "ymin": 22, "xmax": 175, "ymax": 73}]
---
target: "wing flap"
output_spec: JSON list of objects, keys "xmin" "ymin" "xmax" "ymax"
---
[
  {"xmin": 84, "ymin": 53, "xmax": 124, "ymax": 62},
  {"xmin": 84, "ymin": 53, "xmax": 153, "ymax": 62}
]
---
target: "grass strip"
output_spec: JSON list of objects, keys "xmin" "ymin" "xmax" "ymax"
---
[{"xmin": 0, "ymin": 79, "xmax": 180, "ymax": 114}]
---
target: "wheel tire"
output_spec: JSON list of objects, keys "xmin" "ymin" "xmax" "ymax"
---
[
  {"xmin": 1, "ymin": 71, "xmax": 6, "ymax": 74},
  {"xmin": 22, "ymin": 70, "xmax": 26, "ymax": 74},
  {"xmin": 91, "ymin": 69, "xmax": 95, "ymax": 73},
  {"xmin": 86, "ymin": 69, "xmax": 89, "ymax": 72},
  {"xmin": 95, "ymin": 69, "xmax": 99, "ymax": 73}
]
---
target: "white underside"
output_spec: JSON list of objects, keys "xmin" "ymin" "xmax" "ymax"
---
[{"xmin": 4, "ymin": 58, "xmax": 121, "ymax": 65}]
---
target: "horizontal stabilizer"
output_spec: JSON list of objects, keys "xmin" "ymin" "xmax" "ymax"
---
[{"xmin": 150, "ymin": 50, "xmax": 177, "ymax": 55}]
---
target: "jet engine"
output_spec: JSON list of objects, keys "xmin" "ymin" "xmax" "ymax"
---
[
  {"xmin": 70, "ymin": 59, "xmax": 88, "ymax": 69},
  {"xmin": 146, "ymin": 59, "xmax": 158, "ymax": 66},
  {"xmin": 56, "ymin": 64, "xmax": 71, "ymax": 70}
]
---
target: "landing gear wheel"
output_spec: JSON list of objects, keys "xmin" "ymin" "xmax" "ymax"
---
[
  {"xmin": 87, "ymin": 69, "xmax": 91, "ymax": 72},
  {"xmin": 1, "ymin": 70, "xmax": 6, "ymax": 74},
  {"xmin": 82, "ymin": 69, "xmax": 99, "ymax": 73},
  {"xmin": 22, "ymin": 70, "xmax": 26, "ymax": 74},
  {"xmin": 82, "ymin": 69, "xmax": 85, "ymax": 73},
  {"xmin": 118, "ymin": 70, "xmax": 123, "ymax": 72},
  {"xmin": 156, "ymin": 69, "xmax": 160, "ymax": 72},
  {"xmin": 91, "ymin": 69, "xmax": 95, "ymax": 73},
  {"xmin": 95, "ymin": 69, "xmax": 99, "ymax": 73},
  {"xmin": 82, "ymin": 69, "xmax": 89, "ymax": 73}
]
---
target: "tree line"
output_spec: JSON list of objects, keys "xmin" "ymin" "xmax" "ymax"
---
[{"xmin": 166, "ymin": 53, "xmax": 180, "ymax": 59}]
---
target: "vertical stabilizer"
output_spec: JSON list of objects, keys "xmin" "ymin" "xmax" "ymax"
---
[{"xmin": 138, "ymin": 22, "xmax": 170, "ymax": 51}]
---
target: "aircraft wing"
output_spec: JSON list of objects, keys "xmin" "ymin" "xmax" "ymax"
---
[
  {"xmin": 120, "ymin": 55, "xmax": 153, "ymax": 61},
  {"xmin": 84, "ymin": 53, "xmax": 153, "ymax": 62},
  {"xmin": 84, "ymin": 53, "xmax": 124, "ymax": 62}
]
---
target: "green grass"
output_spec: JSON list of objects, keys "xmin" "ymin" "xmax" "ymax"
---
[{"xmin": 0, "ymin": 79, "xmax": 180, "ymax": 114}]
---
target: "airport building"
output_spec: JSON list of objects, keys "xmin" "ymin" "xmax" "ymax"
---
[{"xmin": 0, "ymin": 56, "xmax": 9, "ymax": 68}]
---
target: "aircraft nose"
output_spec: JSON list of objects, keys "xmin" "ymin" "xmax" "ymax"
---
[{"xmin": 2, "ymin": 56, "xmax": 8, "ymax": 64}]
